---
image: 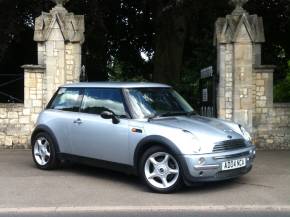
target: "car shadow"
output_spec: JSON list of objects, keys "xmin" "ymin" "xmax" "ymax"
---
[
  {"xmin": 52, "ymin": 162, "xmax": 244, "ymax": 193},
  {"xmin": 178, "ymin": 179, "xmax": 240, "ymax": 194},
  {"xmin": 58, "ymin": 162, "xmax": 146, "ymax": 190},
  {"xmin": 24, "ymin": 151, "xmax": 250, "ymax": 194}
]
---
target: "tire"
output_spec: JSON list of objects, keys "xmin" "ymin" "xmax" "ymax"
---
[
  {"xmin": 32, "ymin": 132, "xmax": 59, "ymax": 170},
  {"xmin": 139, "ymin": 146, "xmax": 183, "ymax": 193}
]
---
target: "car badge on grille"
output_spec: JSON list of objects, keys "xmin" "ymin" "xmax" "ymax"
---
[{"xmin": 227, "ymin": 135, "xmax": 233, "ymax": 139}]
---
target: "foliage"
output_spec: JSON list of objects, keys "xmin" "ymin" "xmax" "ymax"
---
[
  {"xmin": 0, "ymin": 0, "xmax": 290, "ymax": 103},
  {"xmin": 274, "ymin": 60, "xmax": 290, "ymax": 102},
  {"xmin": 108, "ymin": 61, "xmax": 149, "ymax": 82},
  {"xmin": 0, "ymin": 0, "xmax": 46, "ymax": 101}
]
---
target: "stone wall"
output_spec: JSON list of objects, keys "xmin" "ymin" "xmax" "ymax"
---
[
  {"xmin": 254, "ymin": 103, "xmax": 290, "ymax": 150},
  {"xmin": 253, "ymin": 66, "xmax": 290, "ymax": 149},
  {"xmin": 0, "ymin": 66, "xmax": 45, "ymax": 148},
  {"xmin": 0, "ymin": 104, "xmax": 26, "ymax": 148}
]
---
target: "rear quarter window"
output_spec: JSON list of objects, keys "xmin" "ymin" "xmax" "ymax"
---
[{"xmin": 48, "ymin": 88, "xmax": 82, "ymax": 112}]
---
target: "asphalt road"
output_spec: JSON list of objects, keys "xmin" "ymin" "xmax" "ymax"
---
[
  {"xmin": 0, "ymin": 211, "xmax": 290, "ymax": 217},
  {"xmin": 0, "ymin": 150, "xmax": 289, "ymax": 210}
]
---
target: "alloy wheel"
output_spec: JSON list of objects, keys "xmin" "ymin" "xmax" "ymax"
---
[
  {"xmin": 144, "ymin": 152, "xmax": 180, "ymax": 189},
  {"xmin": 34, "ymin": 137, "xmax": 51, "ymax": 166}
]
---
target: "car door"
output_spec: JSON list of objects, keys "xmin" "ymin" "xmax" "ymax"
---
[
  {"xmin": 46, "ymin": 87, "xmax": 83, "ymax": 154},
  {"xmin": 70, "ymin": 88, "xmax": 130, "ymax": 165}
]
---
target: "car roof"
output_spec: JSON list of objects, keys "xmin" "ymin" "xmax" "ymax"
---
[{"xmin": 61, "ymin": 82, "xmax": 171, "ymax": 88}]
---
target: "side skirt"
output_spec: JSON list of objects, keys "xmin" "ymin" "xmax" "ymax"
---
[{"xmin": 58, "ymin": 153, "xmax": 137, "ymax": 175}]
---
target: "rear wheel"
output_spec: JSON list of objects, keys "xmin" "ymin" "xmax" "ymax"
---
[
  {"xmin": 139, "ymin": 146, "xmax": 182, "ymax": 193},
  {"xmin": 32, "ymin": 132, "xmax": 59, "ymax": 170}
]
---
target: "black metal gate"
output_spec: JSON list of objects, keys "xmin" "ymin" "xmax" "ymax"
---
[
  {"xmin": 199, "ymin": 66, "xmax": 217, "ymax": 117},
  {"xmin": 0, "ymin": 74, "xmax": 24, "ymax": 103}
]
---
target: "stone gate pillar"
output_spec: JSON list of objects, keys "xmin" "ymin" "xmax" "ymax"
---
[
  {"xmin": 214, "ymin": 0, "xmax": 265, "ymax": 132},
  {"xmin": 34, "ymin": 0, "xmax": 84, "ymax": 104}
]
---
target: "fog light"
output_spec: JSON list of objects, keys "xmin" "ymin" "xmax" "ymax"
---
[{"xmin": 198, "ymin": 157, "xmax": 206, "ymax": 165}]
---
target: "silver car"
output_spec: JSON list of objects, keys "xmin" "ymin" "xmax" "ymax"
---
[{"xmin": 31, "ymin": 82, "xmax": 256, "ymax": 193}]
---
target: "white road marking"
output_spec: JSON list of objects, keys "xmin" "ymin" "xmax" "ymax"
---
[{"xmin": 0, "ymin": 205, "xmax": 289, "ymax": 213}]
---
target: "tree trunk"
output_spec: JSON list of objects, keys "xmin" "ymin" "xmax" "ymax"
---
[
  {"xmin": 153, "ymin": 1, "xmax": 188, "ymax": 85},
  {"xmin": 84, "ymin": 0, "xmax": 108, "ymax": 81}
]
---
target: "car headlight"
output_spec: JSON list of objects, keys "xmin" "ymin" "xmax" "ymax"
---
[
  {"xmin": 239, "ymin": 125, "xmax": 252, "ymax": 142},
  {"xmin": 182, "ymin": 130, "xmax": 201, "ymax": 153}
]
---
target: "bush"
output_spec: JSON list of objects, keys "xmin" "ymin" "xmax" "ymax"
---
[{"xmin": 274, "ymin": 60, "xmax": 290, "ymax": 103}]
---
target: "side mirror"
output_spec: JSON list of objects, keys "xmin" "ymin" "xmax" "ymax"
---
[{"xmin": 100, "ymin": 111, "xmax": 120, "ymax": 124}]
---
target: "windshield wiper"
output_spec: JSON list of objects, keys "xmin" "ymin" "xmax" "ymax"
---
[
  {"xmin": 147, "ymin": 114, "xmax": 161, "ymax": 122},
  {"xmin": 159, "ymin": 112, "xmax": 186, "ymax": 117},
  {"xmin": 160, "ymin": 111, "xmax": 196, "ymax": 117},
  {"xmin": 185, "ymin": 111, "xmax": 197, "ymax": 116}
]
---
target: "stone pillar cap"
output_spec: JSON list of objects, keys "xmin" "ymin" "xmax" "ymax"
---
[
  {"xmin": 34, "ymin": 0, "xmax": 84, "ymax": 43},
  {"xmin": 214, "ymin": 0, "xmax": 265, "ymax": 45}
]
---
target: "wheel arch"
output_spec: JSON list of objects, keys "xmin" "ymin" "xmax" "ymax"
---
[
  {"xmin": 31, "ymin": 125, "xmax": 60, "ymax": 153},
  {"xmin": 133, "ymin": 135, "xmax": 182, "ymax": 170}
]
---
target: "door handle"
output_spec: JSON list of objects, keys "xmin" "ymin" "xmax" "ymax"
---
[{"xmin": 73, "ymin": 118, "xmax": 82, "ymax": 124}]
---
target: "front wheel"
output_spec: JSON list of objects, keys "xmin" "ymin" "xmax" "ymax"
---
[
  {"xmin": 32, "ymin": 132, "xmax": 59, "ymax": 170},
  {"xmin": 139, "ymin": 146, "xmax": 183, "ymax": 193}
]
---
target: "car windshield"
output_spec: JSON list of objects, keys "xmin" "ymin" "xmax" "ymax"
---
[{"xmin": 125, "ymin": 87, "xmax": 195, "ymax": 119}]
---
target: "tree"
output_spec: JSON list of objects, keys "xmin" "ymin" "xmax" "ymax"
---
[
  {"xmin": 150, "ymin": 0, "xmax": 189, "ymax": 85},
  {"xmin": 68, "ymin": 0, "xmax": 109, "ymax": 81},
  {"xmin": 0, "ymin": 0, "xmax": 290, "ymax": 103},
  {"xmin": 246, "ymin": 0, "xmax": 290, "ymax": 102},
  {"xmin": 0, "ymin": 0, "xmax": 48, "ymax": 101}
]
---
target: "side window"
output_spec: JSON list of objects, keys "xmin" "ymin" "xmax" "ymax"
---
[
  {"xmin": 81, "ymin": 88, "xmax": 127, "ymax": 117},
  {"xmin": 49, "ymin": 88, "xmax": 82, "ymax": 112}
]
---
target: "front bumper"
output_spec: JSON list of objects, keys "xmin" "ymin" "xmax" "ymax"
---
[{"xmin": 180, "ymin": 146, "xmax": 256, "ymax": 184}]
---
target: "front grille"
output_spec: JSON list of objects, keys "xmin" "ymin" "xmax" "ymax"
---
[
  {"xmin": 216, "ymin": 167, "xmax": 248, "ymax": 179},
  {"xmin": 213, "ymin": 139, "xmax": 247, "ymax": 152}
]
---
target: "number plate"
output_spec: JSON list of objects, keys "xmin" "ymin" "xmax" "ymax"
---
[{"xmin": 222, "ymin": 158, "xmax": 246, "ymax": 171}]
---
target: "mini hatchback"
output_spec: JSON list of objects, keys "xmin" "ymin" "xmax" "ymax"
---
[{"xmin": 31, "ymin": 82, "xmax": 256, "ymax": 193}]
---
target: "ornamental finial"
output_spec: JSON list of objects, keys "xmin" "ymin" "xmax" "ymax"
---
[
  {"xmin": 50, "ymin": 0, "xmax": 70, "ymax": 7},
  {"xmin": 230, "ymin": 0, "xmax": 248, "ymax": 15}
]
